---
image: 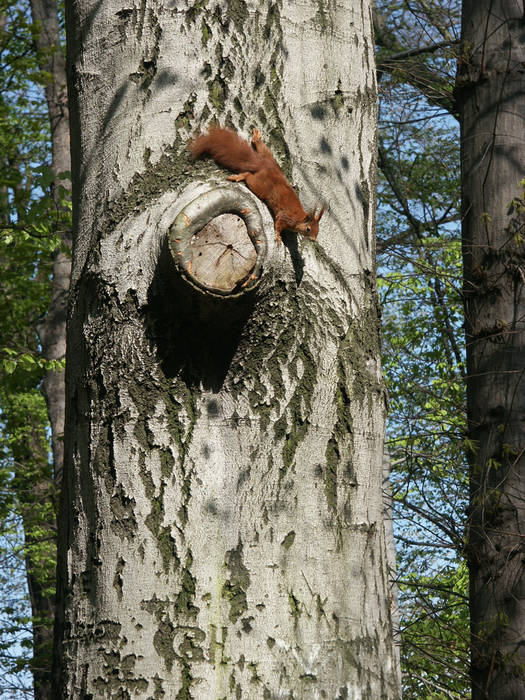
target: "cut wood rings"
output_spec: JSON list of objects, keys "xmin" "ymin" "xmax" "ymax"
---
[{"xmin": 169, "ymin": 185, "xmax": 267, "ymax": 297}]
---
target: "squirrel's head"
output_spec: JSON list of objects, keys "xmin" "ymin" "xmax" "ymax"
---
[{"xmin": 299, "ymin": 205, "xmax": 326, "ymax": 240}]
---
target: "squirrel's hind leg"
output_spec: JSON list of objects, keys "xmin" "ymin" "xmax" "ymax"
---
[{"xmin": 227, "ymin": 172, "xmax": 249, "ymax": 182}]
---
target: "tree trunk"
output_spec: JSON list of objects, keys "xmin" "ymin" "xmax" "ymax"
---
[
  {"xmin": 23, "ymin": 1, "xmax": 70, "ymax": 697},
  {"xmin": 30, "ymin": 0, "xmax": 71, "ymax": 490},
  {"xmin": 54, "ymin": 0, "xmax": 401, "ymax": 697},
  {"xmin": 458, "ymin": 2, "xmax": 525, "ymax": 697}
]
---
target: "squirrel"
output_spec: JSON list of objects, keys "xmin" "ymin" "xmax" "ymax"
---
[{"xmin": 190, "ymin": 127, "xmax": 325, "ymax": 245}]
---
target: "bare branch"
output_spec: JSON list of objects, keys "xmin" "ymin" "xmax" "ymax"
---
[
  {"xmin": 386, "ymin": 38, "xmax": 460, "ymax": 63},
  {"xmin": 373, "ymin": 5, "xmax": 458, "ymax": 116}
]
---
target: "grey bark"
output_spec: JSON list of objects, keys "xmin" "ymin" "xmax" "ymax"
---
[
  {"xmin": 457, "ymin": 1, "xmax": 525, "ymax": 697},
  {"xmin": 54, "ymin": 0, "xmax": 401, "ymax": 697}
]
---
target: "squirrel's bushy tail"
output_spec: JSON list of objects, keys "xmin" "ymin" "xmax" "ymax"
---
[{"xmin": 190, "ymin": 127, "xmax": 266, "ymax": 173}]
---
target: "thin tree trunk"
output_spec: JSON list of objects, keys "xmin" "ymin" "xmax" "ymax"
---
[
  {"xmin": 458, "ymin": 2, "xmax": 525, "ymax": 697},
  {"xmin": 30, "ymin": 0, "xmax": 71, "ymax": 489},
  {"xmin": 54, "ymin": 0, "xmax": 401, "ymax": 696},
  {"xmin": 27, "ymin": 0, "xmax": 71, "ymax": 697}
]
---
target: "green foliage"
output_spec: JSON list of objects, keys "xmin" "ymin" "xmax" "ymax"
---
[
  {"xmin": 379, "ymin": 226, "xmax": 470, "ymax": 697},
  {"xmin": 400, "ymin": 564, "xmax": 469, "ymax": 698},
  {"xmin": 0, "ymin": 515, "xmax": 33, "ymax": 694},
  {"xmin": 0, "ymin": 0, "xmax": 67, "ymax": 692},
  {"xmin": 376, "ymin": 4, "xmax": 470, "ymax": 695}
]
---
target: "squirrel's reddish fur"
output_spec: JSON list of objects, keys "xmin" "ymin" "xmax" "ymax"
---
[{"xmin": 190, "ymin": 127, "xmax": 325, "ymax": 244}]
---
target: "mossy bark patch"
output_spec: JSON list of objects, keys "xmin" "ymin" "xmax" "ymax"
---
[{"xmin": 222, "ymin": 541, "xmax": 250, "ymax": 624}]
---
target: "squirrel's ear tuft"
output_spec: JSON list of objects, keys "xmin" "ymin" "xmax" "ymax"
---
[{"xmin": 316, "ymin": 205, "xmax": 326, "ymax": 222}]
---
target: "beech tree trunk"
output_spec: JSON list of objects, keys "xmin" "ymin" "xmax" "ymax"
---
[
  {"xmin": 54, "ymin": 0, "xmax": 400, "ymax": 697},
  {"xmin": 458, "ymin": 2, "xmax": 525, "ymax": 698}
]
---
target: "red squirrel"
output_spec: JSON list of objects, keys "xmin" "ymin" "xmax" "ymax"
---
[{"xmin": 190, "ymin": 127, "xmax": 325, "ymax": 244}]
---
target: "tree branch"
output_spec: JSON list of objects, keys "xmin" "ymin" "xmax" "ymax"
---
[
  {"xmin": 385, "ymin": 38, "xmax": 460, "ymax": 63},
  {"xmin": 373, "ymin": 6, "xmax": 458, "ymax": 116}
]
